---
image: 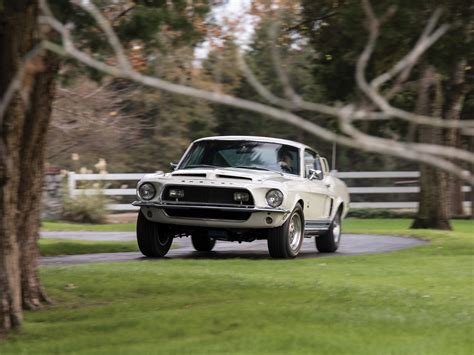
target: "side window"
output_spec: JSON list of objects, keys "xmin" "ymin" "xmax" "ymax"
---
[{"xmin": 321, "ymin": 157, "xmax": 330, "ymax": 173}]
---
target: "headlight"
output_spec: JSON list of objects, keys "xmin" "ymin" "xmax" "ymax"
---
[
  {"xmin": 138, "ymin": 183, "xmax": 156, "ymax": 200},
  {"xmin": 266, "ymin": 189, "xmax": 284, "ymax": 207}
]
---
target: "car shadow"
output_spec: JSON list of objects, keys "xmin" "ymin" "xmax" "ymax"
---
[{"xmin": 137, "ymin": 249, "xmax": 335, "ymax": 261}]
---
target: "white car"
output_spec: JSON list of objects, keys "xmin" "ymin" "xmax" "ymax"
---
[{"xmin": 133, "ymin": 136, "xmax": 350, "ymax": 259}]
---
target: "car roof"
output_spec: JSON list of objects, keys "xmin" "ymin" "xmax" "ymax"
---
[{"xmin": 194, "ymin": 135, "xmax": 317, "ymax": 153}]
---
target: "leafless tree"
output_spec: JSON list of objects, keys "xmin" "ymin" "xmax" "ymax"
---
[{"xmin": 47, "ymin": 78, "xmax": 148, "ymax": 170}]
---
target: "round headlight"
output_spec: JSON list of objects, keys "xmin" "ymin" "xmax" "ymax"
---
[
  {"xmin": 266, "ymin": 189, "xmax": 284, "ymax": 208},
  {"xmin": 139, "ymin": 183, "xmax": 156, "ymax": 201}
]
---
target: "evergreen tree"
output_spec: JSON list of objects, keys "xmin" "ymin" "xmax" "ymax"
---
[{"xmin": 300, "ymin": 0, "xmax": 472, "ymax": 226}]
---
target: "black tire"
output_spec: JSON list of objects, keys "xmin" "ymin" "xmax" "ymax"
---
[
  {"xmin": 316, "ymin": 211, "xmax": 341, "ymax": 253},
  {"xmin": 136, "ymin": 210, "xmax": 173, "ymax": 257},
  {"xmin": 191, "ymin": 233, "xmax": 216, "ymax": 252},
  {"xmin": 267, "ymin": 205, "xmax": 304, "ymax": 259}
]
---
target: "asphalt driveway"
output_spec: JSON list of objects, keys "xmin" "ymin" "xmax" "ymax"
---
[{"xmin": 40, "ymin": 232, "xmax": 426, "ymax": 265}]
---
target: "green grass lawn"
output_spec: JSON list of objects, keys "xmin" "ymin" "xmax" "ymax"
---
[
  {"xmin": 41, "ymin": 218, "xmax": 473, "ymax": 236},
  {"xmin": 38, "ymin": 239, "xmax": 138, "ymax": 256},
  {"xmin": 1, "ymin": 219, "xmax": 471, "ymax": 354},
  {"xmin": 345, "ymin": 218, "xmax": 473, "ymax": 236},
  {"xmin": 42, "ymin": 221, "xmax": 135, "ymax": 232}
]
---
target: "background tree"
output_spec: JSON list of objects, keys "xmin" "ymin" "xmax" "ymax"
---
[
  {"xmin": 0, "ymin": 0, "xmax": 213, "ymax": 333},
  {"xmin": 46, "ymin": 0, "xmax": 215, "ymax": 172},
  {"xmin": 114, "ymin": 45, "xmax": 216, "ymax": 171},
  {"xmin": 300, "ymin": 0, "xmax": 473, "ymax": 228},
  {"xmin": 202, "ymin": 9, "xmax": 328, "ymax": 152}
]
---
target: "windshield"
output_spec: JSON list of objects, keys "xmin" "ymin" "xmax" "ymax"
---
[{"xmin": 179, "ymin": 140, "xmax": 300, "ymax": 175}]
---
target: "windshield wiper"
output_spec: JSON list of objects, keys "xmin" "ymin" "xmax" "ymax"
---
[{"xmin": 232, "ymin": 166, "xmax": 283, "ymax": 175}]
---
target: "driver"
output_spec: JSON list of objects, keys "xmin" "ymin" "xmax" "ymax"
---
[{"xmin": 278, "ymin": 149, "xmax": 294, "ymax": 173}]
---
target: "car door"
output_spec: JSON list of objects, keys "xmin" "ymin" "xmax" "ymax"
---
[{"xmin": 301, "ymin": 150, "xmax": 332, "ymax": 221}]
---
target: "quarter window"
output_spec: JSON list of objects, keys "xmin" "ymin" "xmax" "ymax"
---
[{"xmin": 304, "ymin": 150, "xmax": 323, "ymax": 179}]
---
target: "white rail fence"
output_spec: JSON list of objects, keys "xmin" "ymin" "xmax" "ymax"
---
[{"xmin": 67, "ymin": 171, "xmax": 472, "ymax": 212}]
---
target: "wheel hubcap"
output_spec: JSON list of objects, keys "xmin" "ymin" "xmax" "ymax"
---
[
  {"xmin": 154, "ymin": 225, "xmax": 169, "ymax": 246},
  {"xmin": 289, "ymin": 213, "xmax": 302, "ymax": 251},
  {"xmin": 333, "ymin": 218, "xmax": 341, "ymax": 244},
  {"xmin": 157, "ymin": 234, "xmax": 169, "ymax": 246}
]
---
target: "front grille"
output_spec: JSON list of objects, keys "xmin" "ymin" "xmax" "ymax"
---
[
  {"xmin": 164, "ymin": 208, "xmax": 251, "ymax": 220},
  {"xmin": 162, "ymin": 185, "xmax": 254, "ymax": 206}
]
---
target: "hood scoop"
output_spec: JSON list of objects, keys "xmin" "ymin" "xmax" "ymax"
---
[
  {"xmin": 216, "ymin": 174, "xmax": 253, "ymax": 181},
  {"xmin": 171, "ymin": 173, "xmax": 207, "ymax": 178}
]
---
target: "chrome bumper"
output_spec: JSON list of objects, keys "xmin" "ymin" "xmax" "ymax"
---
[{"xmin": 132, "ymin": 201, "xmax": 290, "ymax": 214}]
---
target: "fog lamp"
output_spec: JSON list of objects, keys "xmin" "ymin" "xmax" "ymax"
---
[
  {"xmin": 169, "ymin": 189, "xmax": 185, "ymax": 199},
  {"xmin": 234, "ymin": 192, "xmax": 250, "ymax": 202}
]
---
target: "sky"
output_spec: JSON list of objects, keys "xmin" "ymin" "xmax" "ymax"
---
[{"xmin": 194, "ymin": 0, "xmax": 257, "ymax": 65}]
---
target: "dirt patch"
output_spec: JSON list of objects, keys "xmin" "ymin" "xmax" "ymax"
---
[{"xmin": 105, "ymin": 213, "xmax": 137, "ymax": 224}]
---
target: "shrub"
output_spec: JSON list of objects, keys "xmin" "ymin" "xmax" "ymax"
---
[{"xmin": 62, "ymin": 192, "xmax": 109, "ymax": 224}]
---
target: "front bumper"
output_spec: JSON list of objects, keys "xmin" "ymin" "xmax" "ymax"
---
[{"xmin": 132, "ymin": 201, "xmax": 290, "ymax": 228}]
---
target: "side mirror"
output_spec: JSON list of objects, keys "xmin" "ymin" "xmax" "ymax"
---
[
  {"xmin": 170, "ymin": 162, "xmax": 178, "ymax": 171},
  {"xmin": 308, "ymin": 168, "xmax": 322, "ymax": 180}
]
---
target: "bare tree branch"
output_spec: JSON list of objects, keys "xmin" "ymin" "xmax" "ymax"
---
[
  {"xmin": 237, "ymin": 50, "xmax": 389, "ymax": 120},
  {"xmin": 285, "ymin": 11, "xmax": 338, "ymax": 32},
  {"xmin": 356, "ymin": 0, "xmax": 473, "ymax": 130},
  {"xmin": 337, "ymin": 106, "xmax": 471, "ymax": 179},
  {"xmin": 372, "ymin": 8, "xmax": 444, "ymax": 96},
  {"xmin": 70, "ymin": 0, "xmax": 132, "ymax": 71},
  {"xmin": 235, "ymin": 14, "xmax": 474, "ymax": 165},
  {"xmin": 15, "ymin": 0, "xmax": 472, "ymax": 185},
  {"xmin": 268, "ymin": 19, "xmax": 302, "ymax": 103}
]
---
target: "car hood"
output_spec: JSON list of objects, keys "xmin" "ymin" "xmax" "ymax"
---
[{"xmin": 164, "ymin": 167, "xmax": 293, "ymax": 183}]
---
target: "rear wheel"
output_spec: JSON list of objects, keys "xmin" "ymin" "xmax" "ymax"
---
[
  {"xmin": 136, "ymin": 210, "xmax": 173, "ymax": 257},
  {"xmin": 267, "ymin": 205, "xmax": 304, "ymax": 259},
  {"xmin": 315, "ymin": 211, "xmax": 341, "ymax": 253},
  {"xmin": 191, "ymin": 233, "xmax": 216, "ymax": 252}
]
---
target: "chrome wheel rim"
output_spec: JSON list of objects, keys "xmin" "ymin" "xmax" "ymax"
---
[
  {"xmin": 155, "ymin": 225, "xmax": 170, "ymax": 246},
  {"xmin": 288, "ymin": 213, "xmax": 303, "ymax": 252},
  {"xmin": 157, "ymin": 234, "xmax": 169, "ymax": 246},
  {"xmin": 333, "ymin": 217, "xmax": 341, "ymax": 244}
]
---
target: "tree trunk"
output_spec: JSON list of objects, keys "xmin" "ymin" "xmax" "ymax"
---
[
  {"xmin": 0, "ymin": 0, "xmax": 58, "ymax": 333},
  {"xmin": 444, "ymin": 60, "xmax": 467, "ymax": 217},
  {"xmin": 17, "ymin": 51, "xmax": 59, "ymax": 310},
  {"xmin": 412, "ymin": 67, "xmax": 451, "ymax": 230},
  {"xmin": 413, "ymin": 161, "xmax": 451, "ymax": 230}
]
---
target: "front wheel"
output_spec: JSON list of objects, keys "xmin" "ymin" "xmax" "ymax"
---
[
  {"xmin": 315, "ymin": 211, "xmax": 341, "ymax": 253},
  {"xmin": 137, "ymin": 210, "xmax": 173, "ymax": 257},
  {"xmin": 267, "ymin": 205, "xmax": 304, "ymax": 259}
]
